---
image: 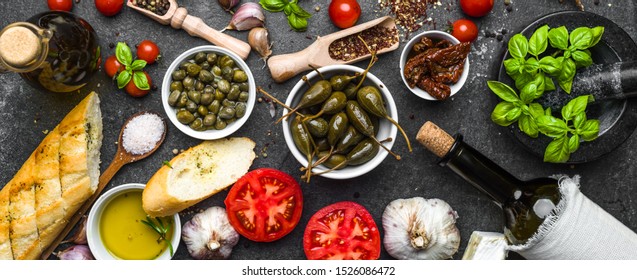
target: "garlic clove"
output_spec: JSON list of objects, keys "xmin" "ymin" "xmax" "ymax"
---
[
  {"xmin": 218, "ymin": 0, "xmax": 240, "ymax": 12},
  {"xmin": 382, "ymin": 197, "xmax": 461, "ymax": 260},
  {"xmin": 63, "ymin": 215, "xmax": 88, "ymax": 245},
  {"xmin": 225, "ymin": 3, "xmax": 265, "ymax": 31},
  {"xmin": 248, "ymin": 27, "xmax": 273, "ymax": 64},
  {"xmin": 182, "ymin": 206, "xmax": 239, "ymax": 260},
  {"xmin": 54, "ymin": 245, "xmax": 95, "ymax": 260}
]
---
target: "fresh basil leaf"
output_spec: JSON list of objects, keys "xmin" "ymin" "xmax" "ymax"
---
[
  {"xmin": 519, "ymin": 114, "xmax": 539, "ymax": 138},
  {"xmin": 545, "ymin": 107, "xmax": 552, "ymax": 116},
  {"xmin": 524, "ymin": 57, "xmax": 540, "ymax": 74},
  {"xmin": 283, "ymin": 3, "xmax": 292, "ymax": 15},
  {"xmin": 529, "ymin": 25, "xmax": 549, "ymax": 57},
  {"xmin": 537, "ymin": 115, "xmax": 568, "ymax": 138},
  {"xmin": 539, "ymin": 56, "xmax": 561, "ymax": 76},
  {"xmin": 570, "ymin": 27, "xmax": 593, "ymax": 50},
  {"xmin": 130, "ymin": 59, "xmax": 147, "ymax": 71},
  {"xmin": 487, "ymin": 81, "xmax": 520, "ymax": 102},
  {"xmin": 528, "ymin": 103, "xmax": 545, "ymax": 119},
  {"xmin": 572, "ymin": 50, "xmax": 593, "ymax": 68},
  {"xmin": 133, "ymin": 71, "xmax": 150, "ymax": 90},
  {"xmin": 514, "ymin": 72, "xmax": 534, "ymax": 90},
  {"xmin": 508, "ymin": 34, "xmax": 529, "ymax": 59},
  {"xmin": 558, "ymin": 58, "xmax": 576, "ymax": 93},
  {"xmin": 573, "ymin": 112, "xmax": 586, "ymax": 129},
  {"xmin": 562, "ymin": 95, "xmax": 593, "ymax": 121},
  {"xmin": 548, "ymin": 26, "xmax": 569, "ymax": 50},
  {"xmin": 116, "ymin": 70, "xmax": 132, "ymax": 89},
  {"xmin": 545, "ymin": 76, "xmax": 556, "ymax": 91},
  {"xmin": 491, "ymin": 101, "xmax": 519, "ymax": 126},
  {"xmin": 590, "ymin": 26, "xmax": 605, "ymax": 47},
  {"xmin": 568, "ymin": 134, "xmax": 580, "ymax": 153},
  {"xmin": 564, "ymin": 49, "xmax": 571, "ymax": 59},
  {"xmin": 259, "ymin": 0, "xmax": 288, "ymax": 12},
  {"xmin": 290, "ymin": 3, "xmax": 312, "ymax": 18},
  {"xmin": 520, "ymin": 82, "xmax": 537, "ymax": 104},
  {"xmin": 544, "ymin": 136, "xmax": 570, "ymax": 163},
  {"xmin": 504, "ymin": 58, "xmax": 522, "ymax": 76},
  {"xmin": 287, "ymin": 12, "xmax": 308, "ymax": 31},
  {"xmin": 506, "ymin": 107, "xmax": 522, "ymax": 122},
  {"xmin": 578, "ymin": 119, "xmax": 600, "ymax": 141},
  {"xmin": 116, "ymin": 42, "xmax": 133, "ymax": 66}
]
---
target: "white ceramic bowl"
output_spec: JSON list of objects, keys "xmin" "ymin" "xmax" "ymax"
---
[
  {"xmin": 282, "ymin": 65, "xmax": 398, "ymax": 180},
  {"xmin": 87, "ymin": 183, "xmax": 181, "ymax": 260},
  {"xmin": 399, "ymin": 30, "xmax": 470, "ymax": 100},
  {"xmin": 162, "ymin": 45, "xmax": 256, "ymax": 140}
]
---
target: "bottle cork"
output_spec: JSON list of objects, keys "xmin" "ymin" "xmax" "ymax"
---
[
  {"xmin": 416, "ymin": 121, "xmax": 454, "ymax": 158},
  {"xmin": 0, "ymin": 26, "xmax": 40, "ymax": 67}
]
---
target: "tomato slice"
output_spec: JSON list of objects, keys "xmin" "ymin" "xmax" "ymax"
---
[
  {"xmin": 224, "ymin": 168, "xmax": 303, "ymax": 242},
  {"xmin": 303, "ymin": 201, "xmax": 380, "ymax": 260}
]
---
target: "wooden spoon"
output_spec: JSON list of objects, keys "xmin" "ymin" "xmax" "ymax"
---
[
  {"xmin": 40, "ymin": 111, "xmax": 167, "ymax": 259},
  {"xmin": 126, "ymin": 0, "xmax": 251, "ymax": 60},
  {"xmin": 268, "ymin": 16, "xmax": 399, "ymax": 83}
]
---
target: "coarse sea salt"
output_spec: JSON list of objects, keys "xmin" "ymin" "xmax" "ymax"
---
[{"xmin": 122, "ymin": 113, "xmax": 164, "ymax": 155}]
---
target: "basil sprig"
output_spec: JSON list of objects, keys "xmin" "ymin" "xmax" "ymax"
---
[
  {"xmin": 115, "ymin": 42, "xmax": 150, "ymax": 90},
  {"xmin": 260, "ymin": 0, "xmax": 312, "ymax": 32}
]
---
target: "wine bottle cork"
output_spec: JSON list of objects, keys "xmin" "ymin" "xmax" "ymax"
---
[
  {"xmin": 416, "ymin": 121, "xmax": 454, "ymax": 158},
  {"xmin": 0, "ymin": 26, "xmax": 40, "ymax": 67}
]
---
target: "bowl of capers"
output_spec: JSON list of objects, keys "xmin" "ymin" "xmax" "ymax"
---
[{"xmin": 162, "ymin": 45, "xmax": 255, "ymax": 140}]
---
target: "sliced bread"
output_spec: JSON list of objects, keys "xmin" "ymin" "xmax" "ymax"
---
[{"xmin": 143, "ymin": 137, "xmax": 256, "ymax": 217}]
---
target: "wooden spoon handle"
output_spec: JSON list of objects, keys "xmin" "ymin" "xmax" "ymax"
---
[
  {"xmin": 171, "ymin": 7, "xmax": 250, "ymax": 60},
  {"xmin": 39, "ymin": 156, "xmax": 127, "ymax": 259},
  {"xmin": 268, "ymin": 48, "xmax": 313, "ymax": 83}
]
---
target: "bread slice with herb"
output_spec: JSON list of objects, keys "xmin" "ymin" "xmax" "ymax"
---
[{"xmin": 143, "ymin": 137, "xmax": 256, "ymax": 217}]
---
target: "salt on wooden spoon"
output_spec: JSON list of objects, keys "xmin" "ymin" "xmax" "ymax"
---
[
  {"xmin": 40, "ymin": 111, "xmax": 167, "ymax": 259},
  {"xmin": 267, "ymin": 16, "xmax": 399, "ymax": 83},
  {"xmin": 126, "ymin": 0, "xmax": 251, "ymax": 60}
]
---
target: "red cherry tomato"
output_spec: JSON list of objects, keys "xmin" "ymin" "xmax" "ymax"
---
[
  {"xmin": 460, "ymin": 0, "xmax": 494, "ymax": 17},
  {"xmin": 103, "ymin": 55, "xmax": 124, "ymax": 78},
  {"xmin": 124, "ymin": 71, "xmax": 152, "ymax": 97},
  {"xmin": 303, "ymin": 201, "xmax": 381, "ymax": 260},
  {"xmin": 224, "ymin": 168, "xmax": 303, "ymax": 242},
  {"xmin": 328, "ymin": 0, "xmax": 361, "ymax": 29},
  {"xmin": 452, "ymin": 19, "xmax": 479, "ymax": 42},
  {"xmin": 136, "ymin": 40, "xmax": 161, "ymax": 64},
  {"xmin": 47, "ymin": 0, "xmax": 72, "ymax": 11},
  {"xmin": 95, "ymin": 0, "xmax": 124, "ymax": 16}
]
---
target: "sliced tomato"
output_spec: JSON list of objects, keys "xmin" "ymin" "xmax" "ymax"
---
[
  {"xmin": 224, "ymin": 168, "xmax": 303, "ymax": 242},
  {"xmin": 303, "ymin": 201, "xmax": 380, "ymax": 260}
]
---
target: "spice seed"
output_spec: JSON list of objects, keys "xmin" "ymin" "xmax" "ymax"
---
[{"xmin": 328, "ymin": 26, "xmax": 398, "ymax": 61}]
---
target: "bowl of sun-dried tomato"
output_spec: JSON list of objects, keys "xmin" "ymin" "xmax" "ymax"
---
[{"xmin": 399, "ymin": 30, "xmax": 471, "ymax": 101}]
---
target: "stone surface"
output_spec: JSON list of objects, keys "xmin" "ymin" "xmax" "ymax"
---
[{"xmin": 0, "ymin": 0, "xmax": 635, "ymax": 260}]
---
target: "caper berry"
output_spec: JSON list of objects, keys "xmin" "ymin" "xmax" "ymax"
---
[
  {"xmin": 233, "ymin": 70, "xmax": 248, "ymax": 82},
  {"xmin": 219, "ymin": 106, "xmax": 235, "ymax": 119},
  {"xmin": 188, "ymin": 90, "xmax": 201, "ymax": 104},
  {"xmin": 177, "ymin": 110, "xmax": 195, "ymax": 124},
  {"xmin": 238, "ymin": 91, "xmax": 249, "ymax": 102},
  {"xmin": 170, "ymin": 81, "xmax": 183, "ymax": 92},
  {"xmin": 235, "ymin": 102, "xmax": 247, "ymax": 118},
  {"xmin": 194, "ymin": 52, "xmax": 207, "ymax": 64},
  {"xmin": 217, "ymin": 79, "xmax": 231, "ymax": 94},
  {"xmin": 203, "ymin": 114, "xmax": 216, "ymax": 126},
  {"xmin": 168, "ymin": 90, "xmax": 180, "ymax": 106},
  {"xmin": 200, "ymin": 92, "xmax": 213, "ymax": 106},
  {"xmin": 208, "ymin": 100, "xmax": 221, "ymax": 114},
  {"xmin": 172, "ymin": 69, "xmax": 186, "ymax": 81}
]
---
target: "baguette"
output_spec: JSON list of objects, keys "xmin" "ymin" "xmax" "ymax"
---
[
  {"xmin": 0, "ymin": 92, "xmax": 102, "ymax": 259},
  {"xmin": 143, "ymin": 137, "xmax": 256, "ymax": 217}
]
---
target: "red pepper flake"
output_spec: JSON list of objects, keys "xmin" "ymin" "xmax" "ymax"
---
[{"xmin": 379, "ymin": 0, "xmax": 439, "ymax": 37}]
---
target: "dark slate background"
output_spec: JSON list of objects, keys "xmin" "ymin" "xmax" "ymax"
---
[{"xmin": 0, "ymin": 0, "xmax": 635, "ymax": 260}]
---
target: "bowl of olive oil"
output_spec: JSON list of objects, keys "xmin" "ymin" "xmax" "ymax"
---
[{"xmin": 87, "ymin": 183, "xmax": 181, "ymax": 260}]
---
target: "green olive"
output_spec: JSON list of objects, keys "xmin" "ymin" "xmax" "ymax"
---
[
  {"xmin": 227, "ymin": 85, "xmax": 240, "ymax": 101},
  {"xmin": 194, "ymin": 52, "xmax": 207, "ymax": 64},
  {"xmin": 186, "ymin": 101, "xmax": 198, "ymax": 112},
  {"xmin": 214, "ymin": 89, "xmax": 225, "ymax": 101},
  {"xmin": 238, "ymin": 91, "xmax": 249, "ymax": 102},
  {"xmin": 182, "ymin": 76, "xmax": 195, "ymax": 89},
  {"xmin": 200, "ymin": 92, "xmax": 213, "ymax": 106},
  {"xmin": 199, "ymin": 69, "xmax": 214, "ymax": 83},
  {"xmin": 221, "ymin": 66, "xmax": 234, "ymax": 81},
  {"xmin": 170, "ymin": 81, "xmax": 183, "ymax": 92},
  {"xmin": 208, "ymin": 100, "xmax": 221, "ymax": 114},
  {"xmin": 215, "ymin": 116, "xmax": 227, "ymax": 130},
  {"xmin": 176, "ymin": 110, "xmax": 195, "ymax": 124},
  {"xmin": 219, "ymin": 106, "xmax": 236, "ymax": 119},
  {"xmin": 203, "ymin": 114, "xmax": 216, "ymax": 126},
  {"xmin": 172, "ymin": 69, "xmax": 186, "ymax": 81},
  {"xmin": 233, "ymin": 70, "xmax": 248, "ymax": 82},
  {"xmin": 177, "ymin": 92, "xmax": 189, "ymax": 108},
  {"xmin": 217, "ymin": 79, "xmax": 231, "ymax": 94},
  {"xmin": 197, "ymin": 105, "xmax": 209, "ymax": 116},
  {"xmin": 189, "ymin": 118, "xmax": 204, "ymax": 131},
  {"xmin": 235, "ymin": 102, "xmax": 247, "ymax": 118},
  {"xmin": 168, "ymin": 90, "xmax": 180, "ymax": 106},
  {"xmin": 207, "ymin": 53, "xmax": 218, "ymax": 65},
  {"xmin": 188, "ymin": 90, "xmax": 201, "ymax": 104}
]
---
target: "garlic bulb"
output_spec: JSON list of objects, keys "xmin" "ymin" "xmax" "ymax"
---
[
  {"xmin": 182, "ymin": 206, "xmax": 239, "ymax": 260},
  {"xmin": 224, "ymin": 3, "xmax": 265, "ymax": 31},
  {"xmin": 382, "ymin": 197, "xmax": 460, "ymax": 260}
]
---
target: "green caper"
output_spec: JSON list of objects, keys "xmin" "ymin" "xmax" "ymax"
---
[
  {"xmin": 187, "ymin": 63, "xmax": 201, "ymax": 77},
  {"xmin": 217, "ymin": 79, "xmax": 231, "ymax": 94},
  {"xmin": 170, "ymin": 81, "xmax": 183, "ymax": 92},
  {"xmin": 188, "ymin": 90, "xmax": 201, "ymax": 104},
  {"xmin": 233, "ymin": 70, "xmax": 248, "ymax": 82},
  {"xmin": 194, "ymin": 80, "xmax": 205, "ymax": 91},
  {"xmin": 221, "ymin": 66, "xmax": 234, "ymax": 81},
  {"xmin": 189, "ymin": 118, "xmax": 204, "ymax": 131},
  {"xmin": 222, "ymin": 99, "xmax": 236, "ymax": 107},
  {"xmin": 177, "ymin": 92, "xmax": 189, "ymax": 107},
  {"xmin": 235, "ymin": 102, "xmax": 247, "ymax": 118},
  {"xmin": 179, "ymin": 61, "xmax": 193, "ymax": 70},
  {"xmin": 186, "ymin": 101, "xmax": 198, "ymax": 112},
  {"xmin": 200, "ymin": 61, "xmax": 211, "ymax": 71},
  {"xmin": 218, "ymin": 55, "xmax": 235, "ymax": 68},
  {"xmin": 238, "ymin": 91, "xmax": 249, "ymax": 102},
  {"xmin": 207, "ymin": 53, "xmax": 218, "ymax": 64},
  {"xmin": 213, "ymin": 76, "xmax": 222, "ymax": 87},
  {"xmin": 219, "ymin": 106, "xmax": 236, "ymax": 119},
  {"xmin": 226, "ymin": 117, "xmax": 237, "ymax": 124},
  {"xmin": 212, "ymin": 65, "xmax": 222, "ymax": 76},
  {"xmin": 227, "ymin": 85, "xmax": 240, "ymax": 100},
  {"xmin": 204, "ymin": 85, "xmax": 215, "ymax": 95},
  {"xmin": 194, "ymin": 52, "xmax": 207, "ymax": 64},
  {"xmin": 239, "ymin": 82, "xmax": 249, "ymax": 92},
  {"xmin": 197, "ymin": 105, "xmax": 209, "ymax": 116},
  {"xmin": 168, "ymin": 90, "xmax": 180, "ymax": 106},
  {"xmin": 182, "ymin": 76, "xmax": 195, "ymax": 89},
  {"xmin": 215, "ymin": 116, "xmax": 227, "ymax": 130},
  {"xmin": 214, "ymin": 89, "xmax": 225, "ymax": 101},
  {"xmin": 203, "ymin": 114, "xmax": 216, "ymax": 126},
  {"xmin": 172, "ymin": 69, "xmax": 186, "ymax": 81},
  {"xmin": 200, "ymin": 92, "xmax": 213, "ymax": 106},
  {"xmin": 176, "ymin": 110, "xmax": 195, "ymax": 124},
  {"xmin": 199, "ymin": 69, "xmax": 214, "ymax": 83},
  {"xmin": 208, "ymin": 100, "xmax": 221, "ymax": 114}
]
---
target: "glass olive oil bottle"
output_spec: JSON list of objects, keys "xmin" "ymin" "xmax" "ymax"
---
[{"xmin": 417, "ymin": 122, "xmax": 560, "ymax": 245}]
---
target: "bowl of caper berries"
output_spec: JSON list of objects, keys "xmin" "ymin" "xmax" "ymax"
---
[{"xmin": 162, "ymin": 46, "xmax": 255, "ymax": 139}]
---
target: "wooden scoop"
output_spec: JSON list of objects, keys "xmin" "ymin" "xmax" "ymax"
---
[
  {"xmin": 268, "ymin": 16, "xmax": 399, "ymax": 83},
  {"xmin": 126, "ymin": 0, "xmax": 251, "ymax": 60},
  {"xmin": 40, "ymin": 111, "xmax": 167, "ymax": 259}
]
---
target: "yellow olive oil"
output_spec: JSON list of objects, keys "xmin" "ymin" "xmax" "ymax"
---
[{"xmin": 99, "ymin": 191, "xmax": 173, "ymax": 260}]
